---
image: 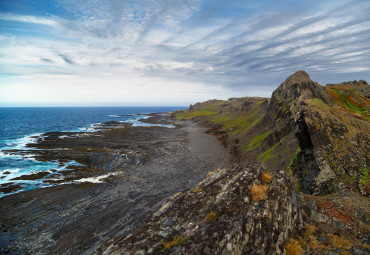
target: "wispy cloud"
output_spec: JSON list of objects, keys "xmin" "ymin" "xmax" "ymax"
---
[
  {"xmin": 58, "ymin": 54, "xmax": 74, "ymax": 65},
  {"xmin": 0, "ymin": 13, "xmax": 58, "ymax": 26}
]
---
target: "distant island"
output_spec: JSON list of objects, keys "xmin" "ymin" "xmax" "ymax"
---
[{"xmin": 1, "ymin": 71, "xmax": 369, "ymax": 255}]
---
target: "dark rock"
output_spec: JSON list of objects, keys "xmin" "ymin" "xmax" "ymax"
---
[
  {"xmin": 0, "ymin": 183, "xmax": 23, "ymax": 194},
  {"xmin": 10, "ymin": 171, "xmax": 50, "ymax": 181}
]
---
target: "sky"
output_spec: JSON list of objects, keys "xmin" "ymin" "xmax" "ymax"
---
[{"xmin": 0, "ymin": 0, "xmax": 369, "ymax": 106}]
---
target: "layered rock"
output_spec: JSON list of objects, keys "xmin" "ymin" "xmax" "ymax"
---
[{"xmin": 97, "ymin": 164, "xmax": 306, "ymax": 254}]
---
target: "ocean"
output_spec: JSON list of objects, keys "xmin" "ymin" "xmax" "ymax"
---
[{"xmin": 0, "ymin": 106, "xmax": 185, "ymax": 197}]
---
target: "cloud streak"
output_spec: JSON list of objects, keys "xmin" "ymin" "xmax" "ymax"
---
[{"xmin": 0, "ymin": 13, "xmax": 58, "ymax": 26}]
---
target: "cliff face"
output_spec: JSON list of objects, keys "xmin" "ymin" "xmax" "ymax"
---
[
  {"xmin": 276, "ymin": 72, "xmax": 369, "ymax": 196},
  {"xmin": 97, "ymin": 71, "xmax": 369, "ymax": 254}
]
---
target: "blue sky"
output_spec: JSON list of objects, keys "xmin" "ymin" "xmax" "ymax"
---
[{"xmin": 0, "ymin": 0, "xmax": 369, "ymax": 106}]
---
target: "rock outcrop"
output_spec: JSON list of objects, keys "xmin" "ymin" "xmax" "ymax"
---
[
  {"xmin": 261, "ymin": 70, "xmax": 368, "ymax": 196},
  {"xmin": 97, "ymin": 164, "xmax": 306, "ymax": 254}
]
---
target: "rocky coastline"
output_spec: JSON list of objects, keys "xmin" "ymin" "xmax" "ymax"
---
[{"xmin": 0, "ymin": 113, "xmax": 229, "ymax": 254}]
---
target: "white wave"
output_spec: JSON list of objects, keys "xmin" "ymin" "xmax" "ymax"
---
[
  {"xmin": 74, "ymin": 172, "xmax": 119, "ymax": 183},
  {"xmin": 76, "ymin": 123, "xmax": 101, "ymax": 132},
  {"xmin": 74, "ymin": 174, "xmax": 109, "ymax": 183},
  {"xmin": 1, "ymin": 133, "xmax": 42, "ymax": 152},
  {"xmin": 2, "ymin": 168, "xmax": 20, "ymax": 174}
]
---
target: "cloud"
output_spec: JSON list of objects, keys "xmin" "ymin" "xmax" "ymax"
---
[
  {"xmin": 58, "ymin": 54, "xmax": 74, "ymax": 65},
  {"xmin": 0, "ymin": 13, "xmax": 58, "ymax": 26},
  {"xmin": 41, "ymin": 58, "xmax": 54, "ymax": 63},
  {"xmin": 1, "ymin": 0, "xmax": 370, "ymax": 106}
]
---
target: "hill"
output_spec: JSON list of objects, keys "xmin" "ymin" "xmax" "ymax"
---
[{"xmin": 99, "ymin": 71, "xmax": 369, "ymax": 254}]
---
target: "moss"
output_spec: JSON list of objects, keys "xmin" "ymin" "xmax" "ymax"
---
[
  {"xmin": 244, "ymin": 130, "xmax": 271, "ymax": 151},
  {"xmin": 258, "ymin": 142, "xmax": 280, "ymax": 162},
  {"xmin": 204, "ymin": 211, "xmax": 217, "ymax": 222},
  {"xmin": 359, "ymin": 164, "xmax": 368, "ymax": 185},
  {"xmin": 294, "ymin": 178, "xmax": 302, "ymax": 192},
  {"xmin": 286, "ymin": 167, "xmax": 291, "ymax": 177}
]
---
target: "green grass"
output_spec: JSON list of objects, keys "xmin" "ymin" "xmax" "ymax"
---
[
  {"xmin": 206, "ymin": 111, "xmax": 260, "ymax": 134},
  {"xmin": 247, "ymin": 113, "xmax": 266, "ymax": 130},
  {"xmin": 222, "ymin": 115, "xmax": 253, "ymax": 133},
  {"xmin": 258, "ymin": 142, "xmax": 280, "ymax": 162},
  {"xmin": 173, "ymin": 101, "xmax": 225, "ymax": 120},
  {"xmin": 244, "ymin": 130, "xmax": 271, "ymax": 151},
  {"xmin": 174, "ymin": 109, "xmax": 219, "ymax": 119},
  {"xmin": 238, "ymin": 112, "xmax": 266, "ymax": 137}
]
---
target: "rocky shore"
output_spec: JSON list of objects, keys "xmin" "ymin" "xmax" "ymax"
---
[{"xmin": 0, "ymin": 113, "xmax": 229, "ymax": 254}]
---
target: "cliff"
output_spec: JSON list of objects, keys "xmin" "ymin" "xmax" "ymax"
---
[{"xmin": 96, "ymin": 71, "xmax": 369, "ymax": 254}]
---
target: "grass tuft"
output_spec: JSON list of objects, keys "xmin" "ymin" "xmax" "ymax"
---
[
  {"xmin": 161, "ymin": 235, "xmax": 186, "ymax": 250},
  {"xmin": 303, "ymin": 224, "xmax": 317, "ymax": 239},
  {"xmin": 285, "ymin": 239, "xmax": 304, "ymax": 255},
  {"xmin": 191, "ymin": 187, "xmax": 202, "ymax": 193},
  {"xmin": 327, "ymin": 233, "xmax": 351, "ymax": 249}
]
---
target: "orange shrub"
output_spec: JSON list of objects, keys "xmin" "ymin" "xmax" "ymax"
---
[
  {"xmin": 261, "ymin": 172, "xmax": 273, "ymax": 184},
  {"xmin": 251, "ymin": 184, "xmax": 268, "ymax": 202}
]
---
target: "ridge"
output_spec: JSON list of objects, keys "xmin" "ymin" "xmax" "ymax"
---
[{"xmin": 98, "ymin": 71, "xmax": 369, "ymax": 254}]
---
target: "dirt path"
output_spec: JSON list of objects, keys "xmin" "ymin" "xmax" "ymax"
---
[{"xmin": 188, "ymin": 123, "xmax": 228, "ymax": 164}]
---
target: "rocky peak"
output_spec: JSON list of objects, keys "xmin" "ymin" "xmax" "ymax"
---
[
  {"xmin": 281, "ymin": 70, "xmax": 313, "ymax": 88},
  {"xmin": 268, "ymin": 71, "xmax": 333, "ymax": 123}
]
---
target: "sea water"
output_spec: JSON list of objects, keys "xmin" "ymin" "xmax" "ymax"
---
[{"xmin": 0, "ymin": 107, "xmax": 185, "ymax": 197}]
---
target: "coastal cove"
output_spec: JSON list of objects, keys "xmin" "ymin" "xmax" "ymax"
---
[{"xmin": 0, "ymin": 111, "xmax": 229, "ymax": 254}]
